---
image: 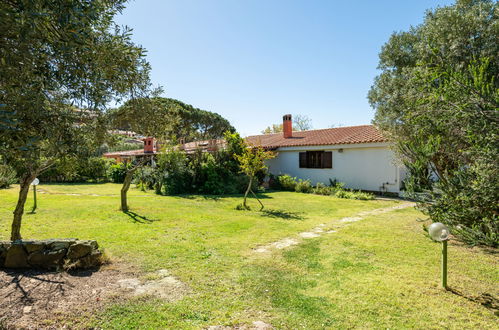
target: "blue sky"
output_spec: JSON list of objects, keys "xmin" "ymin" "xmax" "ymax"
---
[{"xmin": 116, "ymin": 0, "xmax": 454, "ymax": 136}]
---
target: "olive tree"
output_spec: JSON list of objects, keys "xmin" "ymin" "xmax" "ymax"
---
[
  {"xmin": 0, "ymin": 0, "xmax": 154, "ymax": 240},
  {"xmin": 368, "ymin": 0, "xmax": 498, "ymax": 246}
]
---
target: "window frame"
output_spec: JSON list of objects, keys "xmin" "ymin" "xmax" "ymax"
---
[{"xmin": 299, "ymin": 150, "xmax": 332, "ymax": 169}]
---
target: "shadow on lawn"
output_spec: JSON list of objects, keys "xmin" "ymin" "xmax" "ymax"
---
[
  {"xmin": 448, "ymin": 287, "xmax": 499, "ymax": 314},
  {"xmin": 123, "ymin": 211, "xmax": 159, "ymax": 224},
  {"xmin": 261, "ymin": 208, "xmax": 305, "ymax": 220},
  {"xmin": 176, "ymin": 193, "xmax": 273, "ymax": 201}
]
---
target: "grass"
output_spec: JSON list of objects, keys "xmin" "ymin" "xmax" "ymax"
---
[{"xmin": 0, "ymin": 183, "xmax": 497, "ymax": 329}]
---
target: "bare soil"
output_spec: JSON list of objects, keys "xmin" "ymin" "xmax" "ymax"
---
[{"xmin": 0, "ymin": 263, "xmax": 187, "ymax": 329}]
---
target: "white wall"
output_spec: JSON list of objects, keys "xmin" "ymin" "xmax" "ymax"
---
[{"xmin": 266, "ymin": 143, "xmax": 404, "ymax": 193}]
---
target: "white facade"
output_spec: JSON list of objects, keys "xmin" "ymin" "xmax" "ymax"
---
[{"xmin": 266, "ymin": 142, "xmax": 405, "ymax": 194}]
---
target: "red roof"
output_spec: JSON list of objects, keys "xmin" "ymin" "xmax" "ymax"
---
[
  {"xmin": 103, "ymin": 149, "xmax": 157, "ymax": 157},
  {"xmin": 245, "ymin": 125, "xmax": 387, "ymax": 149}
]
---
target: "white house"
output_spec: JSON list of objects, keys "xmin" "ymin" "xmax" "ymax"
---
[{"xmin": 246, "ymin": 115, "xmax": 406, "ymax": 194}]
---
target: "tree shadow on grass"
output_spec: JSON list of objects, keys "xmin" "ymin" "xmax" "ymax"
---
[
  {"xmin": 123, "ymin": 211, "xmax": 159, "ymax": 224},
  {"xmin": 1, "ymin": 268, "xmax": 98, "ymax": 304},
  {"xmin": 447, "ymin": 287, "xmax": 499, "ymax": 315},
  {"xmin": 261, "ymin": 209, "xmax": 305, "ymax": 220}
]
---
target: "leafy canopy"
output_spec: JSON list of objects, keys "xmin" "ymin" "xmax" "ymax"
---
[
  {"xmin": 368, "ymin": 0, "xmax": 498, "ymax": 246},
  {"xmin": 111, "ymin": 97, "xmax": 235, "ymax": 142}
]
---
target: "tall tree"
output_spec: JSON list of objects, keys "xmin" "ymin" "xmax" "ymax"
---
[
  {"xmin": 368, "ymin": 0, "xmax": 498, "ymax": 246},
  {"xmin": 0, "ymin": 0, "xmax": 153, "ymax": 240},
  {"xmin": 111, "ymin": 97, "xmax": 235, "ymax": 142},
  {"xmin": 293, "ymin": 114, "xmax": 313, "ymax": 131}
]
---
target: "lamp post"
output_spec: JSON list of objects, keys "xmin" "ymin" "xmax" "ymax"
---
[
  {"xmin": 31, "ymin": 178, "xmax": 39, "ymax": 213},
  {"xmin": 428, "ymin": 222, "xmax": 450, "ymax": 290}
]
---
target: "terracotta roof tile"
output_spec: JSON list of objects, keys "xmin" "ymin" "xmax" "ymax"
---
[{"xmin": 245, "ymin": 125, "xmax": 386, "ymax": 148}]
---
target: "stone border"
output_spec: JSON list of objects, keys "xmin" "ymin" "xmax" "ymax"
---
[{"xmin": 0, "ymin": 239, "xmax": 103, "ymax": 270}]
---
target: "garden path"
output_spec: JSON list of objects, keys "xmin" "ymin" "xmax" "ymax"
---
[{"xmin": 253, "ymin": 202, "xmax": 415, "ymax": 253}]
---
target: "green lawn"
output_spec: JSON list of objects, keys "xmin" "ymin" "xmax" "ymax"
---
[{"xmin": 0, "ymin": 183, "xmax": 497, "ymax": 329}]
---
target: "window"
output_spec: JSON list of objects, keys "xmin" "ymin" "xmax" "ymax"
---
[{"xmin": 299, "ymin": 151, "xmax": 332, "ymax": 169}]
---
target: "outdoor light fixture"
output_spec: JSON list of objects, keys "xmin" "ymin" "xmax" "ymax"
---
[
  {"xmin": 30, "ymin": 178, "xmax": 39, "ymax": 213},
  {"xmin": 428, "ymin": 222, "xmax": 450, "ymax": 289}
]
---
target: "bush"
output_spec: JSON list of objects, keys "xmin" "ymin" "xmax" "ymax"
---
[
  {"xmin": 157, "ymin": 148, "xmax": 192, "ymax": 195},
  {"xmin": 278, "ymin": 175, "xmax": 297, "ymax": 191},
  {"xmin": 313, "ymin": 182, "xmax": 333, "ymax": 195},
  {"xmin": 39, "ymin": 157, "xmax": 112, "ymax": 182},
  {"xmin": 295, "ymin": 179, "xmax": 313, "ymax": 193},
  {"xmin": 0, "ymin": 164, "xmax": 17, "ymax": 188},
  {"xmin": 273, "ymin": 174, "xmax": 374, "ymax": 200},
  {"xmin": 134, "ymin": 166, "xmax": 158, "ymax": 191},
  {"xmin": 79, "ymin": 157, "xmax": 112, "ymax": 182},
  {"xmin": 107, "ymin": 162, "xmax": 131, "ymax": 183}
]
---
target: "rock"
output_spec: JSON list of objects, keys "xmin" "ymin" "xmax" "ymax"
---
[
  {"xmin": 0, "ymin": 243, "xmax": 10, "ymax": 267},
  {"xmin": 23, "ymin": 241, "xmax": 46, "ymax": 253},
  {"xmin": 28, "ymin": 249, "xmax": 66, "ymax": 269},
  {"xmin": 4, "ymin": 244, "xmax": 29, "ymax": 268},
  {"xmin": 76, "ymin": 250, "xmax": 102, "ymax": 268},
  {"xmin": 67, "ymin": 242, "xmax": 93, "ymax": 259},
  {"xmin": 50, "ymin": 239, "xmax": 76, "ymax": 250},
  {"xmin": 252, "ymin": 321, "xmax": 273, "ymax": 329}
]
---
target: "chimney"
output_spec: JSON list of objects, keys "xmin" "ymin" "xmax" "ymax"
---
[
  {"xmin": 143, "ymin": 137, "xmax": 155, "ymax": 153},
  {"xmin": 283, "ymin": 114, "xmax": 292, "ymax": 138}
]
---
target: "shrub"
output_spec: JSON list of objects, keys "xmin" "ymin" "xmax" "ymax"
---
[
  {"xmin": 78, "ymin": 157, "xmax": 112, "ymax": 182},
  {"xmin": 278, "ymin": 175, "xmax": 297, "ymax": 191},
  {"xmin": 107, "ymin": 162, "xmax": 131, "ymax": 183},
  {"xmin": 134, "ymin": 166, "xmax": 158, "ymax": 191},
  {"xmin": 39, "ymin": 157, "xmax": 112, "ymax": 182},
  {"xmin": 0, "ymin": 164, "xmax": 17, "ymax": 188},
  {"xmin": 157, "ymin": 148, "xmax": 193, "ymax": 195},
  {"xmin": 295, "ymin": 179, "xmax": 313, "ymax": 193},
  {"xmin": 313, "ymin": 182, "xmax": 333, "ymax": 195}
]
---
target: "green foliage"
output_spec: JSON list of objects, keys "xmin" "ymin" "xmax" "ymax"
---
[
  {"xmin": 368, "ymin": 0, "xmax": 498, "ymax": 246},
  {"xmin": 135, "ymin": 132, "xmax": 250, "ymax": 196},
  {"xmin": 107, "ymin": 162, "xmax": 132, "ymax": 184},
  {"xmin": 235, "ymin": 143, "xmax": 275, "ymax": 209},
  {"xmin": 0, "ymin": 164, "xmax": 17, "ymax": 189},
  {"xmin": 39, "ymin": 157, "xmax": 112, "ymax": 183},
  {"xmin": 0, "ymin": 0, "xmax": 154, "ymax": 239},
  {"xmin": 277, "ymin": 175, "xmax": 298, "ymax": 191},
  {"xmin": 157, "ymin": 147, "xmax": 192, "ymax": 195},
  {"xmin": 274, "ymin": 175, "xmax": 374, "ymax": 200},
  {"xmin": 111, "ymin": 97, "xmax": 235, "ymax": 142},
  {"xmin": 295, "ymin": 179, "xmax": 313, "ymax": 193}
]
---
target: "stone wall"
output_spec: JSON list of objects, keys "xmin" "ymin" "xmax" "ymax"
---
[{"xmin": 0, "ymin": 239, "xmax": 103, "ymax": 270}]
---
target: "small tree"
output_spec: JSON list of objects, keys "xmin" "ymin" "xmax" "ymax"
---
[{"xmin": 235, "ymin": 144, "xmax": 275, "ymax": 210}]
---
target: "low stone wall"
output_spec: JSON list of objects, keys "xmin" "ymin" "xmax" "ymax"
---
[{"xmin": 0, "ymin": 239, "xmax": 103, "ymax": 270}]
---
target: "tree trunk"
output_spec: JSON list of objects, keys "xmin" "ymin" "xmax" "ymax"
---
[
  {"xmin": 11, "ymin": 174, "xmax": 35, "ymax": 241},
  {"xmin": 243, "ymin": 176, "xmax": 253, "ymax": 209},
  {"xmin": 121, "ymin": 167, "xmax": 140, "ymax": 212},
  {"xmin": 250, "ymin": 189, "xmax": 264, "ymax": 211}
]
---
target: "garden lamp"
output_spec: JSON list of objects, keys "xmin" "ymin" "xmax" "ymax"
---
[
  {"xmin": 31, "ymin": 178, "xmax": 39, "ymax": 213},
  {"xmin": 428, "ymin": 222, "xmax": 450, "ymax": 289}
]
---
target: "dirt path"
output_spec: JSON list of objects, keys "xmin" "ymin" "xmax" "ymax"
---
[{"xmin": 253, "ymin": 202, "xmax": 415, "ymax": 253}]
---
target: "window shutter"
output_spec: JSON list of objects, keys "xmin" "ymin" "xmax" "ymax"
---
[
  {"xmin": 323, "ymin": 151, "xmax": 332, "ymax": 168},
  {"xmin": 299, "ymin": 152, "xmax": 307, "ymax": 168}
]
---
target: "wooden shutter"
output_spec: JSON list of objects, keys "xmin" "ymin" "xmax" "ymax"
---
[
  {"xmin": 323, "ymin": 151, "xmax": 332, "ymax": 168},
  {"xmin": 299, "ymin": 152, "xmax": 307, "ymax": 168}
]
